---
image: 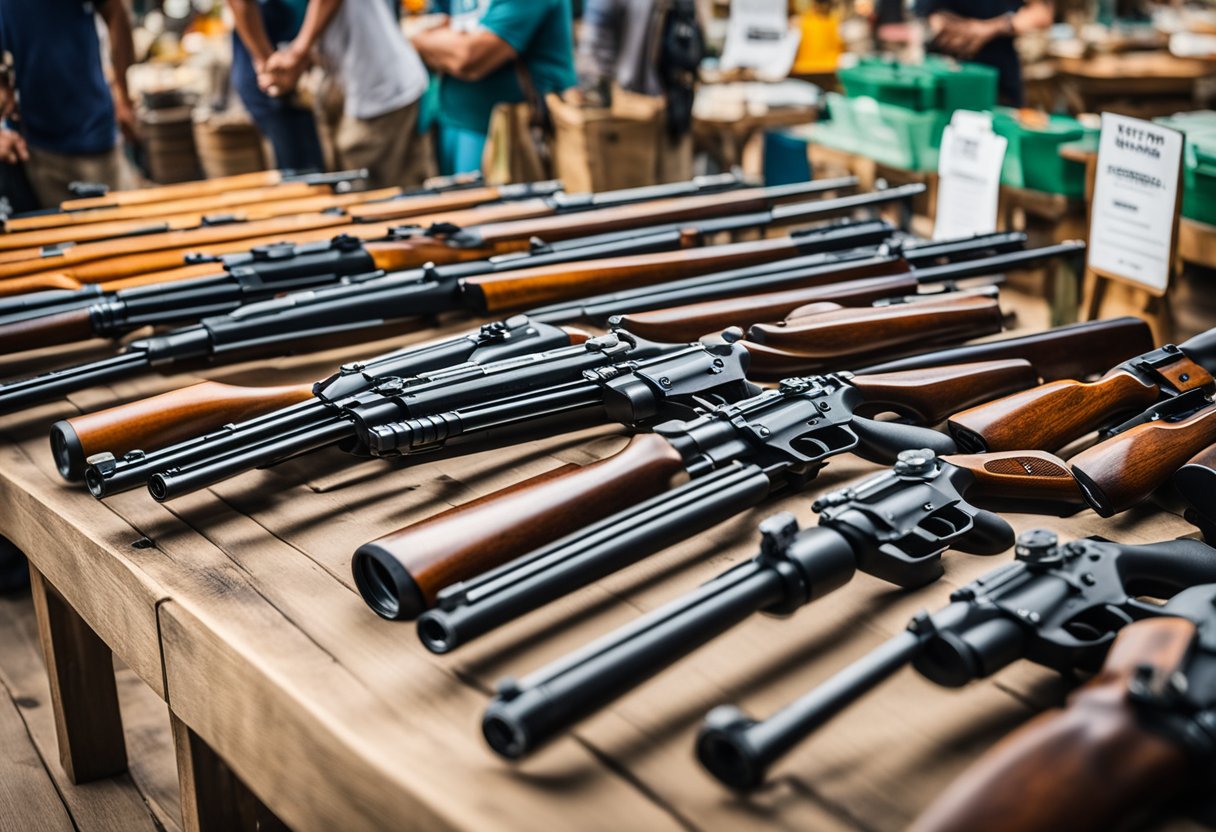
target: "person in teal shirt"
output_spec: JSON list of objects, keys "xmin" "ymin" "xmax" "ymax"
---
[{"xmin": 413, "ymin": 0, "xmax": 577, "ymax": 175}]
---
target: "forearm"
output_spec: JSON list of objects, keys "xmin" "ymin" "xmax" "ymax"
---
[
  {"xmin": 290, "ymin": 0, "xmax": 344, "ymax": 58},
  {"xmin": 1012, "ymin": 1, "xmax": 1053, "ymax": 34},
  {"xmin": 413, "ymin": 27, "xmax": 513, "ymax": 82},
  {"xmin": 101, "ymin": 0, "xmax": 135, "ymax": 103},
  {"xmin": 226, "ymin": 0, "xmax": 276, "ymax": 66}
]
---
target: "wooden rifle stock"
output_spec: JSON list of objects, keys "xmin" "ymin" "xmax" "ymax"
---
[
  {"xmin": 58, "ymin": 170, "xmax": 286, "ymax": 210},
  {"xmin": 1070, "ymin": 403, "xmax": 1216, "ymax": 517},
  {"xmin": 939, "ymin": 450, "xmax": 1082, "ymax": 504},
  {"xmin": 743, "ymin": 296, "xmax": 1005, "ymax": 379},
  {"xmin": 50, "ymin": 380, "xmax": 316, "ymax": 481},
  {"xmin": 353, "ymin": 433, "xmax": 687, "ymax": 619},
  {"xmin": 850, "ymin": 360, "xmax": 1039, "ymax": 425},
  {"xmin": 347, "ymin": 186, "xmax": 519, "ymax": 221},
  {"xmin": 947, "ymin": 369, "xmax": 1163, "ymax": 454},
  {"xmin": 615, "ymin": 272, "xmax": 919, "ymax": 342},
  {"xmin": 911, "ymin": 616, "xmax": 1196, "ymax": 832},
  {"xmin": 0, "ymin": 307, "xmax": 96, "ymax": 353}
]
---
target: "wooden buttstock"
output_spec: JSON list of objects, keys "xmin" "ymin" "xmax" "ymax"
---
[
  {"xmin": 346, "ymin": 186, "xmax": 506, "ymax": 221},
  {"xmin": 0, "ymin": 216, "xmax": 197, "ymax": 252},
  {"xmin": 912, "ymin": 617, "xmax": 1196, "ymax": 832},
  {"xmin": 51, "ymin": 380, "xmax": 315, "ymax": 481},
  {"xmin": 742, "ymin": 297, "xmax": 1005, "ymax": 381},
  {"xmin": 780, "ymin": 301, "xmax": 846, "ymax": 322},
  {"xmin": 615, "ymin": 273, "xmax": 918, "ymax": 342},
  {"xmin": 0, "ymin": 307, "xmax": 96, "ymax": 353},
  {"xmin": 58, "ymin": 170, "xmax": 280, "ymax": 211},
  {"xmin": 947, "ymin": 369, "xmax": 1161, "ymax": 454},
  {"xmin": 353, "ymin": 433, "xmax": 686, "ymax": 619},
  {"xmin": 850, "ymin": 360, "xmax": 1040, "ymax": 425},
  {"xmin": 939, "ymin": 450, "xmax": 1082, "ymax": 504},
  {"xmin": 0, "ymin": 272, "xmax": 84, "ymax": 295},
  {"xmin": 1070, "ymin": 403, "xmax": 1216, "ymax": 517},
  {"xmin": 468, "ymin": 237, "xmax": 800, "ymax": 313}
]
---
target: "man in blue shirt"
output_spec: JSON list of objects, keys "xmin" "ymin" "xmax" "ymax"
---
[
  {"xmin": 0, "ymin": 0, "xmax": 140, "ymax": 208},
  {"xmin": 412, "ymin": 0, "xmax": 577, "ymax": 175}
]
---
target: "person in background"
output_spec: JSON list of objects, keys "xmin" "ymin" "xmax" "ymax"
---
[
  {"xmin": 576, "ymin": 0, "xmax": 665, "ymax": 106},
  {"xmin": 255, "ymin": 0, "xmax": 434, "ymax": 188},
  {"xmin": 915, "ymin": 0, "xmax": 1053, "ymax": 106},
  {"xmin": 0, "ymin": 0, "xmax": 139, "ymax": 208},
  {"xmin": 226, "ymin": 0, "xmax": 326, "ymax": 172},
  {"xmin": 412, "ymin": 0, "xmax": 577, "ymax": 176}
]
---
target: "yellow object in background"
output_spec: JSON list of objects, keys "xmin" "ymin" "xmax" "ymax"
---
[{"xmin": 793, "ymin": 3, "xmax": 844, "ymax": 75}]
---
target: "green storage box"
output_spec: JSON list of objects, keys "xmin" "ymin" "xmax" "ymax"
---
[
  {"xmin": 838, "ymin": 63, "xmax": 938, "ymax": 111},
  {"xmin": 992, "ymin": 108, "xmax": 1095, "ymax": 197},
  {"xmin": 923, "ymin": 56, "xmax": 999, "ymax": 113},
  {"xmin": 820, "ymin": 92, "xmax": 946, "ymax": 171}
]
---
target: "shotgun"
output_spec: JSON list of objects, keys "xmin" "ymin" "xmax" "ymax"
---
[
  {"xmin": 0, "ymin": 177, "xmax": 819, "ymax": 284},
  {"xmin": 0, "ymin": 189, "xmax": 917, "ymax": 414},
  {"xmin": 479, "ymin": 447, "xmax": 1091, "ymax": 760},
  {"xmin": 911, "ymin": 609, "xmax": 1215, "ymax": 832},
  {"xmin": 694, "ymin": 527, "xmax": 1216, "ymax": 791},
  {"xmin": 45, "ymin": 168, "xmax": 370, "ymax": 212},
  {"xmin": 948, "ymin": 327, "xmax": 1216, "ymax": 453},
  {"xmin": 415, "ymin": 447, "xmax": 1083, "ymax": 658},
  {"xmin": 67, "ymin": 316, "xmax": 573, "ymax": 484},
  {"xmin": 352, "ymin": 361, "xmax": 1036, "ymax": 622}
]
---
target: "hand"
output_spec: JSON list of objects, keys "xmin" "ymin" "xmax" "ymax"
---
[
  {"xmin": 0, "ymin": 129, "xmax": 28, "ymax": 164},
  {"xmin": 932, "ymin": 14, "xmax": 1005, "ymax": 59},
  {"xmin": 113, "ymin": 93, "xmax": 140, "ymax": 145},
  {"xmin": 258, "ymin": 47, "xmax": 308, "ymax": 97}
]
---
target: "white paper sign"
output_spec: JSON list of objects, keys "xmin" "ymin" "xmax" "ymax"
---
[
  {"xmin": 934, "ymin": 112, "xmax": 1007, "ymax": 240},
  {"xmin": 1088, "ymin": 113, "xmax": 1184, "ymax": 294},
  {"xmin": 720, "ymin": 0, "xmax": 801, "ymax": 80}
]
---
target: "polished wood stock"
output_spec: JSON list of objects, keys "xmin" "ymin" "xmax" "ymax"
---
[
  {"xmin": 911, "ymin": 616, "xmax": 1196, "ymax": 832},
  {"xmin": 364, "ymin": 434, "xmax": 687, "ymax": 612},
  {"xmin": 58, "ymin": 380, "xmax": 316, "ymax": 472},
  {"xmin": 346, "ymin": 186, "xmax": 514, "ymax": 221},
  {"xmin": 947, "ymin": 369, "xmax": 1162, "ymax": 453},
  {"xmin": 58, "ymin": 170, "xmax": 285, "ymax": 210},
  {"xmin": 615, "ymin": 272, "xmax": 918, "ymax": 342},
  {"xmin": 0, "ymin": 307, "xmax": 96, "ymax": 353},
  {"xmin": 469, "ymin": 237, "xmax": 806, "ymax": 313},
  {"xmin": 851, "ymin": 360, "xmax": 1039, "ymax": 425},
  {"xmin": 743, "ymin": 296, "xmax": 1005, "ymax": 379},
  {"xmin": 940, "ymin": 450, "xmax": 1082, "ymax": 504},
  {"xmin": 1070, "ymin": 403, "xmax": 1216, "ymax": 516}
]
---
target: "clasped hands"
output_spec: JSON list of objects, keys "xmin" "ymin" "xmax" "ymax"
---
[{"xmin": 256, "ymin": 45, "xmax": 309, "ymax": 98}]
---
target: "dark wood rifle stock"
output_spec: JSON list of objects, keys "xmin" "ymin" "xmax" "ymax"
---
[
  {"xmin": 51, "ymin": 380, "xmax": 316, "ymax": 481},
  {"xmin": 347, "ymin": 186, "xmax": 530, "ymax": 221},
  {"xmin": 911, "ymin": 616, "xmax": 1197, "ymax": 832},
  {"xmin": 353, "ymin": 361, "xmax": 1039, "ymax": 619},
  {"xmin": 850, "ymin": 360, "xmax": 1039, "ymax": 424},
  {"xmin": 0, "ymin": 307, "xmax": 96, "ymax": 353},
  {"xmin": 939, "ymin": 450, "xmax": 1082, "ymax": 504},
  {"xmin": 1070, "ymin": 403, "xmax": 1216, "ymax": 516},
  {"xmin": 615, "ymin": 272, "xmax": 919, "ymax": 342},
  {"xmin": 743, "ymin": 296, "xmax": 1005, "ymax": 379}
]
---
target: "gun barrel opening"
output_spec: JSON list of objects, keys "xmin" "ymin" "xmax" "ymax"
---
[
  {"xmin": 696, "ymin": 727, "xmax": 762, "ymax": 792},
  {"xmin": 482, "ymin": 710, "xmax": 528, "ymax": 760},
  {"xmin": 416, "ymin": 612, "xmax": 455, "ymax": 654}
]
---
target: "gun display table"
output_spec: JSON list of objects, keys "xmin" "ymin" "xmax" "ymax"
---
[{"xmin": 0, "ymin": 324, "xmax": 1201, "ymax": 832}]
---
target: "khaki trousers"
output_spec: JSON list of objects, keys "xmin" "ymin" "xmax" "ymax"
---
[
  {"xmin": 23, "ymin": 143, "xmax": 138, "ymax": 209},
  {"xmin": 334, "ymin": 99, "xmax": 435, "ymax": 190}
]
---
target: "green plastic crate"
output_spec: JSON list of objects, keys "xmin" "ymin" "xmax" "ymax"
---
[
  {"xmin": 923, "ymin": 56, "xmax": 999, "ymax": 113},
  {"xmin": 838, "ymin": 62, "xmax": 938, "ymax": 111},
  {"xmin": 821, "ymin": 92, "xmax": 946, "ymax": 171},
  {"xmin": 992, "ymin": 108, "xmax": 1095, "ymax": 197}
]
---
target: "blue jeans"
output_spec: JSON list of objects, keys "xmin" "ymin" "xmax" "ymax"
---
[
  {"xmin": 230, "ymin": 21, "xmax": 324, "ymax": 172},
  {"xmin": 437, "ymin": 123, "xmax": 487, "ymax": 176}
]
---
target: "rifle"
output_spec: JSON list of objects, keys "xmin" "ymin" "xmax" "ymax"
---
[
  {"xmin": 142, "ymin": 335, "xmax": 756, "ymax": 502},
  {"xmin": 948, "ymin": 327, "xmax": 1216, "ymax": 453},
  {"xmin": 0, "ymin": 189, "xmax": 917, "ymax": 414},
  {"xmin": 528, "ymin": 239, "xmax": 1081, "ymax": 326},
  {"xmin": 910, "ymin": 609, "xmax": 1214, "ymax": 832},
  {"xmin": 1175, "ymin": 443, "xmax": 1216, "ymax": 543},
  {"xmin": 0, "ymin": 177, "xmax": 818, "ymax": 285},
  {"xmin": 415, "ymin": 444, "xmax": 1085, "ymax": 659},
  {"xmin": 352, "ymin": 362, "xmax": 1036, "ymax": 622},
  {"xmin": 47, "ymin": 168, "xmax": 370, "ymax": 212},
  {"xmin": 0, "ymin": 186, "xmax": 403, "ymax": 251},
  {"xmin": 693, "ymin": 527, "xmax": 1216, "ymax": 791},
  {"xmin": 70, "ymin": 316, "xmax": 574, "ymax": 485}
]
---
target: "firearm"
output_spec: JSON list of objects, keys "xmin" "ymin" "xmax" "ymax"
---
[
  {"xmin": 0, "ymin": 177, "xmax": 820, "ymax": 285},
  {"xmin": 477, "ymin": 445, "xmax": 1088, "ymax": 760},
  {"xmin": 44, "ymin": 168, "xmax": 371, "ymax": 212},
  {"xmin": 416, "ymin": 445, "xmax": 1084, "ymax": 657},
  {"xmin": 691, "ymin": 527, "xmax": 1216, "ymax": 791},
  {"xmin": 948, "ymin": 328, "xmax": 1216, "ymax": 453},
  {"xmin": 911, "ymin": 608, "xmax": 1215, "ymax": 832},
  {"xmin": 0, "ymin": 186, "xmax": 403, "ymax": 251},
  {"xmin": 1175, "ymin": 443, "xmax": 1216, "ymax": 543},
  {"xmin": 528, "ymin": 239, "xmax": 1082, "ymax": 326},
  {"xmin": 69, "ymin": 316, "xmax": 573, "ymax": 485},
  {"xmin": 0, "ymin": 189, "xmax": 918, "ymax": 414},
  {"xmin": 352, "ymin": 361, "xmax": 1037, "ymax": 621}
]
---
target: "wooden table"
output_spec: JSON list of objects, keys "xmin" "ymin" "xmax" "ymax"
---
[
  {"xmin": 1055, "ymin": 52, "xmax": 1216, "ymax": 118},
  {"xmin": 0, "ymin": 319, "xmax": 1205, "ymax": 832}
]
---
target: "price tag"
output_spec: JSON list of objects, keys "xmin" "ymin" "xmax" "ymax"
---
[
  {"xmin": 1088, "ymin": 113, "xmax": 1184, "ymax": 296},
  {"xmin": 720, "ymin": 0, "xmax": 802, "ymax": 79},
  {"xmin": 933, "ymin": 112, "xmax": 1007, "ymax": 240}
]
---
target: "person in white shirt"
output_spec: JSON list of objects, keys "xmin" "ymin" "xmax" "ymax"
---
[{"xmin": 258, "ymin": 0, "xmax": 434, "ymax": 188}]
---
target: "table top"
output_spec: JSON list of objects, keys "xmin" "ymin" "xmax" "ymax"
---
[{"xmin": 0, "ymin": 317, "xmax": 1203, "ymax": 832}]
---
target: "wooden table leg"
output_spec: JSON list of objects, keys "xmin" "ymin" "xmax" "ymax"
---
[
  {"xmin": 173, "ymin": 715, "xmax": 289, "ymax": 832},
  {"xmin": 28, "ymin": 565, "xmax": 128, "ymax": 784}
]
